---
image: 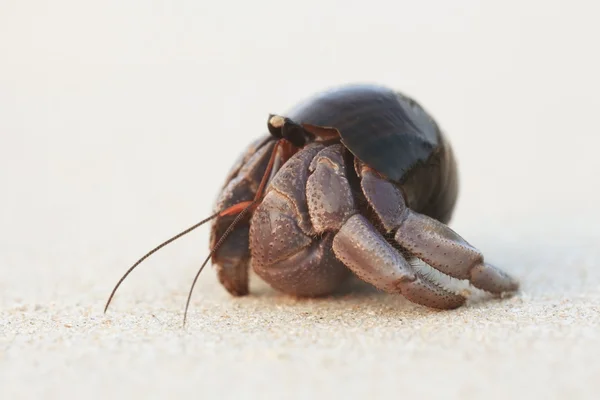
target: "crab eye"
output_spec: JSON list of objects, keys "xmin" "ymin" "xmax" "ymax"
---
[
  {"xmin": 267, "ymin": 114, "xmax": 284, "ymax": 138},
  {"xmin": 267, "ymin": 114, "xmax": 311, "ymax": 147}
]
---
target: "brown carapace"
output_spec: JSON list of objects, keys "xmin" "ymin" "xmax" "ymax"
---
[{"xmin": 105, "ymin": 84, "xmax": 519, "ymax": 326}]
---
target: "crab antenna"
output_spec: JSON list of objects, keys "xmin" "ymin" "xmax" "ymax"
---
[
  {"xmin": 182, "ymin": 139, "xmax": 283, "ymax": 327},
  {"xmin": 182, "ymin": 200, "xmax": 256, "ymax": 327},
  {"xmin": 104, "ymin": 212, "xmax": 221, "ymax": 313}
]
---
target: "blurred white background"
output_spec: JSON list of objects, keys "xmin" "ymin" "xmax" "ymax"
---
[
  {"xmin": 1, "ymin": 0, "xmax": 599, "ymax": 301},
  {"xmin": 2, "ymin": 1, "xmax": 600, "ymax": 399}
]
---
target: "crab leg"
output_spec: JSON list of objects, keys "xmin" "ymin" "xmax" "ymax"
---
[
  {"xmin": 210, "ymin": 139, "xmax": 276, "ymax": 296},
  {"xmin": 393, "ymin": 210, "xmax": 519, "ymax": 295},
  {"xmin": 250, "ymin": 143, "xmax": 351, "ymax": 296},
  {"xmin": 249, "ymin": 141, "xmax": 517, "ymax": 308},
  {"xmin": 358, "ymin": 166, "xmax": 519, "ymax": 297},
  {"xmin": 251, "ymin": 143, "xmax": 467, "ymax": 308},
  {"xmin": 332, "ymin": 214, "xmax": 467, "ymax": 309}
]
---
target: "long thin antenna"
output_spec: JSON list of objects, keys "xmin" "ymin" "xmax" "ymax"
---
[
  {"xmin": 104, "ymin": 212, "xmax": 221, "ymax": 313},
  {"xmin": 182, "ymin": 139, "xmax": 283, "ymax": 327},
  {"xmin": 182, "ymin": 199, "xmax": 257, "ymax": 326}
]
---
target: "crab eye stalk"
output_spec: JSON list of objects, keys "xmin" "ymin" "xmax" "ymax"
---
[
  {"xmin": 267, "ymin": 114, "xmax": 284, "ymax": 138},
  {"xmin": 267, "ymin": 114, "xmax": 314, "ymax": 147}
]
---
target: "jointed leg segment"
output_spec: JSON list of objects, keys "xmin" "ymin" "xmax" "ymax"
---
[
  {"xmin": 250, "ymin": 143, "xmax": 351, "ymax": 296},
  {"xmin": 393, "ymin": 210, "xmax": 519, "ymax": 295},
  {"xmin": 346, "ymin": 165, "xmax": 519, "ymax": 307},
  {"xmin": 332, "ymin": 214, "xmax": 467, "ymax": 309},
  {"xmin": 234, "ymin": 142, "xmax": 518, "ymax": 309}
]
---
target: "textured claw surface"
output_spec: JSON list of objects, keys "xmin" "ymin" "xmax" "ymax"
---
[
  {"xmin": 250, "ymin": 144, "xmax": 351, "ymax": 297},
  {"xmin": 470, "ymin": 263, "xmax": 520, "ymax": 295},
  {"xmin": 394, "ymin": 210, "xmax": 481, "ymax": 280},
  {"xmin": 398, "ymin": 277, "xmax": 466, "ymax": 309},
  {"xmin": 307, "ymin": 144, "xmax": 356, "ymax": 232},
  {"xmin": 359, "ymin": 168, "xmax": 407, "ymax": 232},
  {"xmin": 332, "ymin": 214, "xmax": 415, "ymax": 293}
]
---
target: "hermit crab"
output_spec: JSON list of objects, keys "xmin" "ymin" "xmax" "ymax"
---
[{"xmin": 105, "ymin": 84, "xmax": 519, "ymax": 324}]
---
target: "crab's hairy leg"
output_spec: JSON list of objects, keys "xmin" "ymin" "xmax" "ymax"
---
[
  {"xmin": 250, "ymin": 143, "xmax": 351, "ymax": 296},
  {"xmin": 332, "ymin": 214, "xmax": 466, "ymax": 309},
  {"xmin": 393, "ymin": 210, "xmax": 519, "ymax": 295},
  {"xmin": 250, "ymin": 142, "xmax": 465, "ymax": 307},
  {"xmin": 210, "ymin": 138, "xmax": 275, "ymax": 296},
  {"xmin": 303, "ymin": 145, "xmax": 465, "ymax": 308},
  {"xmin": 358, "ymin": 165, "xmax": 519, "ymax": 296}
]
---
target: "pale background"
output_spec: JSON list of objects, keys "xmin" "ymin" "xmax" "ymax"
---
[{"xmin": 1, "ymin": 1, "xmax": 599, "ymax": 399}]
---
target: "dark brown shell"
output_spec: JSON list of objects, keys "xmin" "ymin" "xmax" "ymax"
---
[{"xmin": 286, "ymin": 84, "xmax": 442, "ymax": 183}]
